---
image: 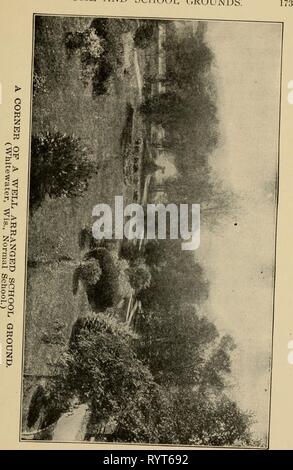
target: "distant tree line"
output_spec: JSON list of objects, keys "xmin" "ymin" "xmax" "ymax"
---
[{"xmin": 140, "ymin": 22, "xmax": 231, "ymax": 222}]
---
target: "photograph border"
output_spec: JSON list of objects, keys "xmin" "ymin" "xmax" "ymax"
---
[{"xmin": 19, "ymin": 12, "xmax": 285, "ymax": 450}]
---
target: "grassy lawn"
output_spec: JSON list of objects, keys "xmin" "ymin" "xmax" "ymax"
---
[{"xmin": 29, "ymin": 16, "xmax": 129, "ymax": 262}]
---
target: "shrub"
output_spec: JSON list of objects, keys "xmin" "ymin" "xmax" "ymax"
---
[
  {"xmin": 128, "ymin": 260, "xmax": 151, "ymax": 293},
  {"xmin": 65, "ymin": 28, "xmax": 105, "ymax": 86},
  {"xmin": 65, "ymin": 19, "xmax": 132, "ymax": 97},
  {"xmin": 63, "ymin": 312, "xmax": 159, "ymax": 441},
  {"xmin": 78, "ymin": 260, "xmax": 102, "ymax": 286},
  {"xmin": 83, "ymin": 248, "xmax": 117, "ymax": 310},
  {"xmin": 78, "ymin": 227, "xmax": 96, "ymax": 250},
  {"xmin": 120, "ymin": 240, "xmax": 139, "ymax": 263},
  {"xmin": 90, "ymin": 18, "xmax": 110, "ymax": 38},
  {"xmin": 82, "ymin": 249, "xmax": 132, "ymax": 311},
  {"xmin": 30, "ymin": 132, "xmax": 96, "ymax": 210}
]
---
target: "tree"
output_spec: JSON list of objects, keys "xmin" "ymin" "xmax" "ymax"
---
[
  {"xmin": 150, "ymin": 25, "xmax": 233, "ymax": 227},
  {"xmin": 140, "ymin": 92, "xmax": 186, "ymax": 127},
  {"xmin": 30, "ymin": 132, "xmax": 96, "ymax": 210},
  {"xmin": 163, "ymin": 389, "xmax": 253, "ymax": 446},
  {"xmin": 119, "ymin": 239, "xmax": 140, "ymax": 263},
  {"xmin": 135, "ymin": 303, "xmax": 218, "ymax": 386},
  {"xmin": 141, "ymin": 239, "xmax": 209, "ymax": 310},
  {"xmin": 52, "ymin": 312, "xmax": 162, "ymax": 442},
  {"xmin": 89, "ymin": 18, "xmax": 135, "ymax": 97},
  {"xmin": 197, "ymin": 335, "xmax": 236, "ymax": 393},
  {"xmin": 78, "ymin": 260, "xmax": 102, "ymax": 286},
  {"xmin": 44, "ymin": 308, "xmax": 253, "ymax": 445}
]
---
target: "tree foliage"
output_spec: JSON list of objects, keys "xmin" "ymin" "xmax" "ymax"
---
[
  {"xmin": 47, "ymin": 313, "xmax": 252, "ymax": 445},
  {"xmin": 140, "ymin": 92, "xmax": 186, "ymax": 127},
  {"xmin": 135, "ymin": 303, "xmax": 217, "ymax": 387},
  {"xmin": 82, "ymin": 249, "xmax": 132, "ymax": 311},
  {"xmin": 134, "ymin": 21, "xmax": 156, "ymax": 49},
  {"xmin": 159, "ymin": 389, "xmax": 253, "ymax": 446},
  {"xmin": 53, "ymin": 313, "xmax": 160, "ymax": 442},
  {"xmin": 141, "ymin": 239, "xmax": 209, "ymax": 309},
  {"xmin": 141, "ymin": 23, "xmax": 232, "ymax": 224},
  {"xmin": 30, "ymin": 132, "xmax": 96, "ymax": 210},
  {"xmin": 128, "ymin": 259, "xmax": 152, "ymax": 293},
  {"xmin": 72, "ymin": 260, "xmax": 102, "ymax": 296}
]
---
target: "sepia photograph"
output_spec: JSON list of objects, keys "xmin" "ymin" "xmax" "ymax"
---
[{"xmin": 20, "ymin": 15, "xmax": 282, "ymax": 447}]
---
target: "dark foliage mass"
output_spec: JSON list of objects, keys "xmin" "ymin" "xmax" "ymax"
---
[
  {"xmin": 134, "ymin": 21, "xmax": 156, "ymax": 49},
  {"xmin": 92, "ymin": 57, "xmax": 113, "ymax": 96},
  {"xmin": 27, "ymin": 386, "xmax": 47, "ymax": 429},
  {"xmin": 82, "ymin": 248, "xmax": 120, "ymax": 311},
  {"xmin": 47, "ymin": 313, "xmax": 252, "ymax": 445},
  {"xmin": 65, "ymin": 18, "xmax": 137, "ymax": 97},
  {"xmin": 140, "ymin": 92, "xmax": 187, "ymax": 127},
  {"xmin": 30, "ymin": 132, "xmax": 96, "ymax": 211}
]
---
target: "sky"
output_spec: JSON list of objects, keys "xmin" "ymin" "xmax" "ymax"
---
[{"xmin": 193, "ymin": 21, "xmax": 282, "ymax": 441}]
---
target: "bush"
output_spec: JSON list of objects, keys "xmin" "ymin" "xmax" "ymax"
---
[
  {"xmin": 128, "ymin": 260, "xmax": 151, "ymax": 293},
  {"xmin": 30, "ymin": 132, "xmax": 96, "ymax": 210},
  {"xmin": 65, "ymin": 28, "xmax": 105, "ymax": 86},
  {"xmin": 120, "ymin": 240, "xmax": 139, "ymax": 263},
  {"xmin": 82, "ymin": 249, "xmax": 132, "ymax": 311},
  {"xmin": 45, "ymin": 311, "xmax": 253, "ymax": 445},
  {"xmin": 65, "ymin": 31, "xmax": 85, "ymax": 50},
  {"xmin": 78, "ymin": 227, "xmax": 96, "ymax": 250},
  {"xmin": 78, "ymin": 260, "xmax": 102, "ymax": 286},
  {"xmin": 53, "ymin": 312, "xmax": 159, "ymax": 441}
]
